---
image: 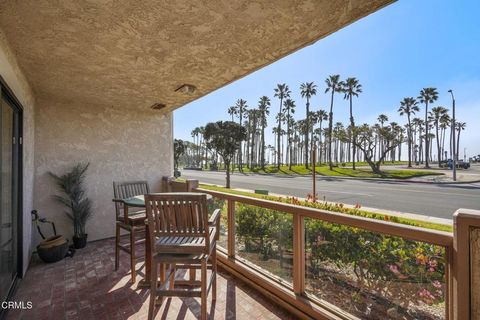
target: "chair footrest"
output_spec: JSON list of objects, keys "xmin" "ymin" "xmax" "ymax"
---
[{"xmin": 155, "ymin": 269, "xmax": 216, "ymax": 298}]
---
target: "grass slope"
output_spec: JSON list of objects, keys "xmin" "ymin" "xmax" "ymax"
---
[{"xmin": 234, "ymin": 164, "xmax": 442, "ymax": 179}]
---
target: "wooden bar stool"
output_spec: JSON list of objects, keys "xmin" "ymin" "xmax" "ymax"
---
[
  {"xmin": 112, "ymin": 180, "xmax": 150, "ymax": 283},
  {"xmin": 144, "ymin": 192, "xmax": 220, "ymax": 320}
]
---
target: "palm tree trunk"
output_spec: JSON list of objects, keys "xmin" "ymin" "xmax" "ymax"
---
[
  {"xmin": 456, "ymin": 128, "xmax": 461, "ymax": 160},
  {"xmin": 261, "ymin": 124, "xmax": 266, "ymax": 169},
  {"xmin": 277, "ymin": 100, "xmax": 283, "ymax": 169},
  {"xmin": 318, "ymin": 121, "xmax": 323, "ymax": 165},
  {"xmin": 435, "ymin": 122, "xmax": 441, "ymax": 167},
  {"xmin": 238, "ymin": 112, "xmax": 243, "ymax": 172},
  {"xmin": 424, "ymin": 102, "xmax": 430, "ymax": 168},
  {"xmin": 407, "ymin": 116, "xmax": 412, "ymax": 167},
  {"xmin": 305, "ymin": 99, "xmax": 310, "ymax": 169},
  {"xmin": 349, "ymin": 96, "xmax": 356, "ymax": 170},
  {"xmin": 328, "ymin": 91, "xmax": 334, "ymax": 170}
]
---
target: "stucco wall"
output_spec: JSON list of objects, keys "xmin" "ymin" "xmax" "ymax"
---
[
  {"xmin": 0, "ymin": 29, "xmax": 35, "ymax": 276},
  {"xmin": 33, "ymin": 98, "xmax": 173, "ymax": 242}
]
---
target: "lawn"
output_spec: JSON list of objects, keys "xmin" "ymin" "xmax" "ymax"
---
[
  {"xmin": 233, "ymin": 164, "xmax": 442, "ymax": 179},
  {"xmin": 337, "ymin": 160, "xmax": 408, "ymax": 167},
  {"xmin": 198, "ymin": 183, "xmax": 453, "ymax": 233}
]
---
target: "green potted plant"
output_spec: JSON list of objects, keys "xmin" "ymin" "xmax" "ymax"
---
[{"xmin": 49, "ymin": 163, "xmax": 93, "ymax": 249}]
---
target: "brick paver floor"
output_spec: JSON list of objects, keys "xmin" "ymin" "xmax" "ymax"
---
[{"xmin": 7, "ymin": 237, "xmax": 296, "ymax": 320}]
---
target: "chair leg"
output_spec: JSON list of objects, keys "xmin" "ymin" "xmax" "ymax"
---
[
  {"xmin": 169, "ymin": 264, "xmax": 176, "ymax": 289},
  {"xmin": 115, "ymin": 224, "xmax": 120, "ymax": 271},
  {"xmin": 201, "ymin": 259, "xmax": 207, "ymax": 320},
  {"xmin": 130, "ymin": 228, "xmax": 136, "ymax": 283},
  {"xmin": 156, "ymin": 263, "xmax": 165, "ymax": 306},
  {"xmin": 212, "ymin": 249, "xmax": 217, "ymax": 301},
  {"xmin": 148, "ymin": 260, "xmax": 158, "ymax": 320},
  {"xmin": 189, "ymin": 267, "xmax": 196, "ymax": 282}
]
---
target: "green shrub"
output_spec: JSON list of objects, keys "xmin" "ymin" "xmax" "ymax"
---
[{"xmin": 235, "ymin": 201, "xmax": 445, "ymax": 305}]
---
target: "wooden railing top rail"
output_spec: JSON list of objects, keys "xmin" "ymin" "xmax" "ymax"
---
[{"xmin": 196, "ymin": 187, "xmax": 453, "ymax": 247}]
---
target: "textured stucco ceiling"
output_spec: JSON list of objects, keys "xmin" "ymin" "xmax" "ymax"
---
[{"xmin": 0, "ymin": 0, "xmax": 394, "ymax": 112}]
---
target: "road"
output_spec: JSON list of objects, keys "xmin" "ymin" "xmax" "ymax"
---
[{"xmin": 181, "ymin": 170, "xmax": 480, "ymax": 220}]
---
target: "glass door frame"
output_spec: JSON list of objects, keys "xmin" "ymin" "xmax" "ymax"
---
[{"xmin": 0, "ymin": 75, "xmax": 24, "ymax": 308}]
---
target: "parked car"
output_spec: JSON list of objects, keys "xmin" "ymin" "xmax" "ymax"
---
[{"xmin": 447, "ymin": 159, "xmax": 470, "ymax": 169}]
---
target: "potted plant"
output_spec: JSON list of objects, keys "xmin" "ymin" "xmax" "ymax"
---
[{"xmin": 49, "ymin": 163, "xmax": 93, "ymax": 249}]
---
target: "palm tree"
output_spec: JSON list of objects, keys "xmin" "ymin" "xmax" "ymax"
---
[
  {"xmin": 418, "ymin": 87, "xmax": 439, "ymax": 168},
  {"xmin": 274, "ymin": 84, "xmax": 291, "ymax": 169},
  {"xmin": 333, "ymin": 122, "xmax": 345, "ymax": 163},
  {"xmin": 398, "ymin": 97, "xmax": 419, "ymax": 167},
  {"xmin": 325, "ymin": 75, "xmax": 343, "ymax": 170},
  {"xmin": 439, "ymin": 113, "xmax": 450, "ymax": 161},
  {"xmin": 315, "ymin": 110, "xmax": 328, "ymax": 165},
  {"xmin": 227, "ymin": 106, "xmax": 236, "ymax": 121},
  {"xmin": 342, "ymin": 77, "xmax": 362, "ymax": 170},
  {"xmin": 283, "ymin": 98, "xmax": 296, "ymax": 170},
  {"xmin": 198, "ymin": 126, "xmax": 206, "ymax": 168},
  {"xmin": 300, "ymin": 81, "xmax": 317, "ymax": 168},
  {"xmin": 233, "ymin": 99, "xmax": 248, "ymax": 171},
  {"xmin": 190, "ymin": 127, "xmax": 200, "ymax": 166},
  {"xmin": 388, "ymin": 122, "xmax": 402, "ymax": 162},
  {"xmin": 247, "ymin": 109, "xmax": 260, "ymax": 168},
  {"xmin": 257, "ymin": 96, "xmax": 270, "ymax": 169},
  {"xmin": 413, "ymin": 118, "xmax": 425, "ymax": 163},
  {"xmin": 430, "ymin": 106, "xmax": 448, "ymax": 166},
  {"xmin": 456, "ymin": 121, "xmax": 466, "ymax": 160},
  {"xmin": 377, "ymin": 114, "xmax": 388, "ymax": 162}
]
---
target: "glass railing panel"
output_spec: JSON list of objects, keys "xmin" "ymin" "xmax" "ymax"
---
[
  {"xmin": 304, "ymin": 217, "xmax": 446, "ymax": 320},
  {"xmin": 235, "ymin": 202, "xmax": 293, "ymax": 284},
  {"xmin": 207, "ymin": 196, "xmax": 228, "ymax": 251}
]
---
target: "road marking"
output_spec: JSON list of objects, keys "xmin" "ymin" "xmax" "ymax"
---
[{"xmin": 183, "ymin": 173, "xmax": 479, "ymax": 198}]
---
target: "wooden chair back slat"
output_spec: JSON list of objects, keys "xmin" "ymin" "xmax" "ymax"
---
[{"xmin": 145, "ymin": 193, "xmax": 211, "ymax": 253}]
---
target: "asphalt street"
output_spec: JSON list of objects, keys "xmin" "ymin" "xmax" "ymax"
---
[{"xmin": 182, "ymin": 170, "xmax": 480, "ymax": 220}]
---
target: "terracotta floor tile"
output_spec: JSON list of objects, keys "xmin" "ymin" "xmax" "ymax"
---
[{"xmin": 6, "ymin": 237, "xmax": 297, "ymax": 319}]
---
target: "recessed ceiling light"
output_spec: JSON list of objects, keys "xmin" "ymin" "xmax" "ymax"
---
[
  {"xmin": 175, "ymin": 84, "xmax": 196, "ymax": 94},
  {"xmin": 150, "ymin": 103, "xmax": 166, "ymax": 110}
]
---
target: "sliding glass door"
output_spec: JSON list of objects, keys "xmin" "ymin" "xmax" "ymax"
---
[{"xmin": 0, "ymin": 92, "xmax": 20, "ymax": 305}]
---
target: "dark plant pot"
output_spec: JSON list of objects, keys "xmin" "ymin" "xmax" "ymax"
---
[{"xmin": 73, "ymin": 234, "xmax": 88, "ymax": 249}]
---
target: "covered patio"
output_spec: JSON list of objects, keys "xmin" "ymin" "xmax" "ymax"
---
[{"xmin": 3, "ymin": 1, "xmax": 480, "ymax": 319}]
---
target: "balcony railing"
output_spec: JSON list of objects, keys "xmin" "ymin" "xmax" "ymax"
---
[{"xmin": 164, "ymin": 177, "xmax": 480, "ymax": 319}]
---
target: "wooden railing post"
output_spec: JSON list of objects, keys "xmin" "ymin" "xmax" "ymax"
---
[
  {"xmin": 293, "ymin": 214, "xmax": 305, "ymax": 294},
  {"xmin": 186, "ymin": 179, "xmax": 199, "ymax": 191},
  {"xmin": 453, "ymin": 208, "xmax": 480, "ymax": 320},
  {"xmin": 161, "ymin": 176, "xmax": 172, "ymax": 192},
  {"xmin": 227, "ymin": 200, "xmax": 235, "ymax": 258}
]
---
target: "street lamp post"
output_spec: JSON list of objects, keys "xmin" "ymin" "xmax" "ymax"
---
[{"xmin": 448, "ymin": 90, "xmax": 456, "ymax": 181}]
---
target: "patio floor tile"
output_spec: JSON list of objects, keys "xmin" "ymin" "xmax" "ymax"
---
[{"xmin": 7, "ymin": 237, "xmax": 297, "ymax": 320}]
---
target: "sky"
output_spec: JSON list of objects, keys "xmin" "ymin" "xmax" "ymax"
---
[{"xmin": 174, "ymin": 0, "xmax": 480, "ymax": 159}]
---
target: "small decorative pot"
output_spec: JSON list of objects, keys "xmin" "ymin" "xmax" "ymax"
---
[{"xmin": 73, "ymin": 234, "xmax": 88, "ymax": 249}]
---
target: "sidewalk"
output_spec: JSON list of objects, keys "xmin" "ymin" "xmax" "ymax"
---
[{"xmin": 401, "ymin": 164, "xmax": 480, "ymax": 183}]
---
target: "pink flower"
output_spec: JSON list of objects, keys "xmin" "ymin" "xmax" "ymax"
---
[
  {"xmin": 389, "ymin": 264, "xmax": 400, "ymax": 274},
  {"xmin": 432, "ymin": 280, "xmax": 442, "ymax": 289},
  {"xmin": 419, "ymin": 288, "xmax": 435, "ymax": 303}
]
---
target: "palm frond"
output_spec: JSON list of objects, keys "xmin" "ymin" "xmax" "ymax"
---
[{"xmin": 49, "ymin": 162, "xmax": 93, "ymax": 237}]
